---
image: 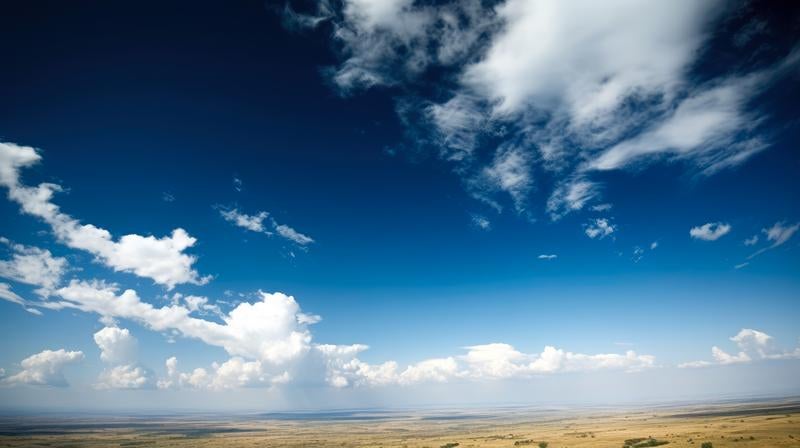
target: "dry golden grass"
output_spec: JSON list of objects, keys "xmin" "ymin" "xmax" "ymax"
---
[{"xmin": 1, "ymin": 401, "xmax": 798, "ymax": 447}]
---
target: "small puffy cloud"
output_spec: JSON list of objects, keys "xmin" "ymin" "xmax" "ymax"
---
[
  {"xmin": 93, "ymin": 327, "xmax": 137, "ymax": 365},
  {"xmin": 679, "ymin": 328, "xmax": 800, "ymax": 368},
  {"xmin": 233, "ymin": 176, "xmax": 243, "ymax": 192},
  {"xmin": 591, "ymin": 203, "xmax": 613, "ymax": 212},
  {"xmin": 0, "ymin": 142, "xmax": 209, "ymax": 290},
  {"xmin": 585, "ymin": 218, "xmax": 615, "ymax": 239},
  {"xmin": 537, "ymin": 254, "xmax": 557, "ymax": 260},
  {"xmin": 471, "ymin": 214, "xmax": 491, "ymax": 230},
  {"xmin": 650, "ymin": 241, "xmax": 659, "ymax": 250},
  {"xmin": 744, "ymin": 235, "xmax": 759, "ymax": 246},
  {"xmin": 219, "ymin": 208, "xmax": 270, "ymax": 233},
  {"xmin": 689, "ymin": 222, "xmax": 731, "ymax": 241},
  {"xmin": 2, "ymin": 349, "xmax": 84, "ymax": 387},
  {"xmin": 274, "ymin": 223, "xmax": 314, "ymax": 245}
]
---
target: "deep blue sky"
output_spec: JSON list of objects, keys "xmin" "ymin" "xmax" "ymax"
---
[{"xmin": 0, "ymin": 0, "xmax": 799, "ymax": 410}]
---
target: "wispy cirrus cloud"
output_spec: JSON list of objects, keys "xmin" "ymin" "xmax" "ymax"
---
[
  {"xmin": 281, "ymin": 0, "xmax": 798, "ymax": 222},
  {"xmin": 217, "ymin": 206, "xmax": 314, "ymax": 246}
]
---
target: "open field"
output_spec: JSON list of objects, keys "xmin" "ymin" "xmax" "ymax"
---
[{"xmin": 1, "ymin": 400, "xmax": 799, "ymax": 447}]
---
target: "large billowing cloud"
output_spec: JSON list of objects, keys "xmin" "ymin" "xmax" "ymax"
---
[
  {"xmin": 51, "ymin": 281, "xmax": 315, "ymax": 365},
  {"xmin": 0, "ymin": 142, "xmax": 209, "ymax": 289},
  {"xmin": 284, "ymin": 0, "xmax": 797, "ymax": 218},
  {"xmin": 1, "ymin": 349, "xmax": 84, "ymax": 387}
]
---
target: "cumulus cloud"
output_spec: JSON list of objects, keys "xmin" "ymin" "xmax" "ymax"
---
[
  {"xmin": 679, "ymin": 328, "xmax": 800, "ymax": 368},
  {"xmin": 51, "ymin": 281, "xmax": 314, "ymax": 365},
  {"xmin": 689, "ymin": 222, "xmax": 731, "ymax": 241},
  {"xmin": 2, "ymin": 349, "xmax": 84, "ymax": 387},
  {"xmin": 92, "ymin": 326, "xmax": 156, "ymax": 389},
  {"xmin": 585, "ymin": 218, "xmax": 615, "ymax": 239},
  {"xmin": 537, "ymin": 254, "xmax": 557, "ymax": 260},
  {"xmin": 282, "ymin": 0, "xmax": 796, "ymax": 220},
  {"xmin": 317, "ymin": 341, "xmax": 655, "ymax": 388},
  {"xmin": 157, "ymin": 356, "xmax": 290, "ymax": 390},
  {"xmin": 0, "ymin": 142, "xmax": 209, "ymax": 289},
  {"xmin": 95, "ymin": 364, "xmax": 155, "ymax": 390},
  {"xmin": 0, "ymin": 238, "xmax": 67, "ymax": 297},
  {"xmin": 94, "ymin": 327, "xmax": 137, "ymax": 365}
]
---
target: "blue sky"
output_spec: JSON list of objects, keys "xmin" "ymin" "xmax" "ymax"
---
[{"xmin": 0, "ymin": 0, "xmax": 799, "ymax": 410}]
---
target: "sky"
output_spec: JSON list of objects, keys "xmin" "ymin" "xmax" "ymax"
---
[{"xmin": 0, "ymin": 0, "xmax": 799, "ymax": 411}]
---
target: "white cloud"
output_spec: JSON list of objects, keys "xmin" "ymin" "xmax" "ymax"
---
[
  {"xmin": 0, "ymin": 282, "xmax": 26, "ymax": 306},
  {"xmin": 0, "ymin": 282, "xmax": 42, "ymax": 315},
  {"xmin": 650, "ymin": 241, "xmax": 659, "ymax": 250},
  {"xmin": 585, "ymin": 218, "xmax": 615, "ymax": 239},
  {"xmin": 52, "ymin": 281, "xmax": 314, "ymax": 366},
  {"xmin": 537, "ymin": 254, "xmax": 557, "ymax": 260},
  {"xmin": 317, "ymin": 341, "xmax": 655, "ymax": 388},
  {"xmin": 734, "ymin": 262, "xmax": 749, "ymax": 270},
  {"xmin": 274, "ymin": 223, "xmax": 314, "ymax": 245},
  {"xmin": 2, "ymin": 349, "xmax": 84, "ymax": 387},
  {"xmin": 748, "ymin": 221, "xmax": 800, "ymax": 259},
  {"xmin": 478, "ymin": 146, "xmax": 533, "ymax": 213},
  {"xmin": 218, "ymin": 206, "xmax": 314, "ymax": 246},
  {"xmin": 286, "ymin": 0, "xmax": 797, "ymax": 219},
  {"xmin": 679, "ymin": 328, "xmax": 800, "ymax": 368},
  {"xmin": 219, "ymin": 208, "xmax": 270, "ymax": 233},
  {"xmin": 0, "ymin": 239, "xmax": 67, "ymax": 297},
  {"xmin": 744, "ymin": 234, "xmax": 759, "ymax": 246},
  {"xmin": 689, "ymin": 222, "xmax": 731, "ymax": 241},
  {"xmin": 0, "ymin": 142, "xmax": 209, "ymax": 290},
  {"xmin": 157, "ymin": 356, "xmax": 290, "ymax": 390},
  {"xmin": 94, "ymin": 327, "xmax": 137, "ymax": 365},
  {"xmin": 471, "ymin": 214, "xmax": 491, "ymax": 230},
  {"xmin": 588, "ymin": 73, "xmax": 768, "ymax": 173},
  {"xmin": 95, "ymin": 364, "xmax": 155, "ymax": 390},
  {"xmin": 547, "ymin": 178, "xmax": 600, "ymax": 220}
]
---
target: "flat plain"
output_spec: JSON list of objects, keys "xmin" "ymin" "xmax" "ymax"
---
[{"xmin": 1, "ymin": 399, "xmax": 799, "ymax": 448}]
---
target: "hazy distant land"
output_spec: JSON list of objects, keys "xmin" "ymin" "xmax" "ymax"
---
[{"xmin": 1, "ymin": 399, "xmax": 799, "ymax": 447}]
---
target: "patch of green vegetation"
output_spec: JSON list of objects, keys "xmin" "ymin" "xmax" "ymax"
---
[
  {"xmin": 538, "ymin": 442, "xmax": 548, "ymax": 448},
  {"xmin": 440, "ymin": 443, "xmax": 459, "ymax": 448},
  {"xmin": 624, "ymin": 437, "xmax": 669, "ymax": 447},
  {"xmin": 513, "ymin": 440, "xmax": 534, "ymax": 446},
  {"xmin": 700, "ymin": 443, "xmax": 713, "ymax": 448}
]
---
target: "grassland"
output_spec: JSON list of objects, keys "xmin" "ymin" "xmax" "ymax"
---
[{"xmin": 1, "ymin": 400, "xmax": 798, "ymax": 447}]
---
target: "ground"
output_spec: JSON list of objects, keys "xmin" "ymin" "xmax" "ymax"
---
[{"xmin": 1, "ymin": 400, "xmax": 799, "ymax": 447}]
